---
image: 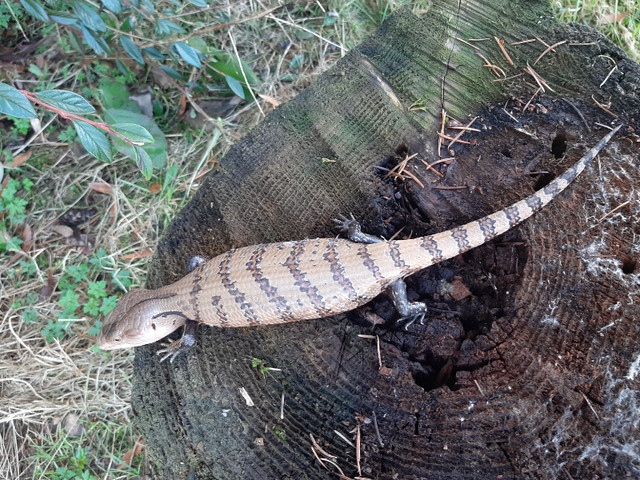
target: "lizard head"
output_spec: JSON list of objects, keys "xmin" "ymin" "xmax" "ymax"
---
[{"xmin": 98, "ymin": 289, "xmax": 186, "ymax": 350}]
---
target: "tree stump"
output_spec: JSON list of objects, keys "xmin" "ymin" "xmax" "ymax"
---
[{"xmin": 130, "ymin": 1, "xmax": 640, "ymax": 478}]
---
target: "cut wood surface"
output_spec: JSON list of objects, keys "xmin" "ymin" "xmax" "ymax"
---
[{"xmin": 132, "ymin": 1, "xmax": 640, "ymax": 478}]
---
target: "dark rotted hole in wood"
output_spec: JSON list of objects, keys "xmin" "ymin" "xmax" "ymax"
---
[
  {"xmin": 622, "ymin": 258, "xmax": 637, "ymax": 274},
  {"xmin": 412, "ymin": 358, "xmax": 458, "ymax": 392},
  {"xmin": 395, "ymin": 143, "xmax": 409, "ymax": 156},
  {"xmin": 534, "ymin": 171, "xmax": 556, "ymax": 190},
  {"xmin": 551, "ymin": 131, "xmax": 567, "ymax": 158}
]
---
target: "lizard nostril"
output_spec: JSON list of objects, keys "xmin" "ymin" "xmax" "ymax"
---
[{"xmin": 151, "ymin": 323, "xmax": 157, "ymax": 330}]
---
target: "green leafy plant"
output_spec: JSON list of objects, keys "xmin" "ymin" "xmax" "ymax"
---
[
  {"xmin": 251, "ymin": 357, "xmax": 271, "ymax": 376},
  {"xmin": 0, "ymin": 175, "xmax": 32, "ymax": 259},
  {"xmin": 16, "ymin": 0, "xmax": 260, "ymax": 100},
  {"xmin": 0, "ymin": 83, "xmax": 156, "ymax": 177},
  {"xmin": 39, "ymin": 253, "xmax": 129, "ymax": 342}
]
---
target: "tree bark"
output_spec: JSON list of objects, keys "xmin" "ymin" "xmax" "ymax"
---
[{"xmin": 131, "ymin": 1, "xmax": 640, "ymax": 478}]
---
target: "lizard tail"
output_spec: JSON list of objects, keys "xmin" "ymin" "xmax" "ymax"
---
[{"xmin": 396, "ymin": 125, "xmax": 621, "ymax": 273}]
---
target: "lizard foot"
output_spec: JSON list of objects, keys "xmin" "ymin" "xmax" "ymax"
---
[
  {"xmin": 333, "ymin": 214, "xmax": 384, "ymax": 244},
  {"xmin": 397, "ymin": 305, "xmax": 462, "ymax": 329},
  {"xmin": 400, "ymin": 313, "xmax": 425, "ymax": 330},
  {"xmin": 156, "ymin": 320, "xmax": 197, "ymax": 363}
]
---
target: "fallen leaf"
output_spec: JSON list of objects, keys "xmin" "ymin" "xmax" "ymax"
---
[
  {"xmin": 21, "ymin": 223, "xmax": 33, "ymax": 252},
  {"xmin": 258, "ymin": 93, "xmax": 282, "ymax": 107},
  {"xmin": 39, "ymin": 268, "xmax": 55, "ymax": 301},
  {"xmin": 121, "ymin": 248, "xmax": 154, "ymax": 261},
  {"xmin": 602, "ymin": 12, "xmax": 628, "ymax": 24},
  {"xmin": 88, "ymin": 182, "xmax": 113, "ymax": 195},
  {"xmin": 51, "ymin": 224, "xmax": 74, "ymax": 238},
  {"xmin": 1, "ymin": 175, "xmax": 11, "ymax": 195},
  {"xmin": 178, "ymin": 94, "xmax": 187, "ymax": 116},
  {"xmin": 120, "ymin": 437, "xmax": 144, "ymax": 467},
  {"xmin": 449, "ymin": 277, "xmax": 472, "ymax": 301},
  {"xmin": 148, "ymin": 183, "xmax": 162, "ymax": 194},
  {"xmin": 9, "ymin": 150, "xmax": 33, "ymax": 167}
]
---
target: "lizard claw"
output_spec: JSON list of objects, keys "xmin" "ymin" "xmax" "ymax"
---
[
  {"xmin": 156, "ymin": 324, "xmax": 197, "ymax": 363},
  {"xmin": 401, "ymin": 313, "xmax": 426, "ymax": 330},
  {"xmin": 332, "ymin": 213, "xmax": 357, "ymax": 231},
  {"xmin": 157, "ymin": 339, "xmax": 185, "ymax": 363}
]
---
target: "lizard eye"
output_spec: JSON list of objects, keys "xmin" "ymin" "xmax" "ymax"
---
[{"xmin": 114, "ymin": 337, "xmax": 121, "ymax": 342}]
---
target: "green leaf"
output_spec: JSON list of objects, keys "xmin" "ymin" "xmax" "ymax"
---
[
  {"xmin": 83, "ymin": 297, "xmax": 101, "ymax": 316},
  {"xmin": 208, "ymin": 54, "xmax": 260, "ymax": 85},
  {"xmin": 42, "ymin": 319, "xmax": 69, "ymax": 341},
  {"xmin": 73, "ymin": 0, "xmax": 106, "ymax": 32},
  {"xmin": 163, "ymin": 164, "xmax": 178, "ymax": 191},
  {"xmin": 225, "ymin": 75, "xmax": 245, "ymax": 100},
  {"xmin": 290, "ymin": 54, "xmax": 305, "ymax": 70},
  {"xmin": 80, "ymin": 25, "xmax": 109, "ymax": 55},
  {"xmin": 173, "ymin": 42, "xmax": 202, "ymax": 68},
  {"xmin": 100, "ymin": 296, "xmax": 118, "ymax": 314},
  {"xmin": 133, "ymin": 145, "xmax": 153, "ymax": 179},
  {"xmin": 112, "ymin": 270, "xmax": 132, "ymax": 290},
  {"xmin": 105, "ymin": 108, "xmax": 166, "ymax": 171},
  {"xmin": 120, "ymin": 36, "xmax": 144, "ymax": 65},
  {"xmin": 98, "ymin": 79, "xmax": 129, "ymax": 109},
  {"xmin": 111, "ymin": 123, "xmax": 154, "ymax": 144},
  {"xmin": 324, "ymin": 14, "xmax": 337, "ymax": 27},
  {"xmin": 73, "ymin": 120, "xmax": 112, "ymax": 162},
  {"xmin": 88, "ymin": 319, "xmax": 103, "ymax": 336},
  {"xmin": 155, "ymin": 18, "xmax": 186, "ymax": 35},
  {"xmin": 159, "ymin": 66, "xmax": 183, "ymax": 80},
  {"xmin": 20, "ymin": 0, "xmax": 48, "ymax": 22},
  {"xmin": 35, "ymin": 90, "xmax": 95, "ymax": 114},
  {"xmin": 101, "ymin": 0, "xmax": 122, "ymax": 14},
  {"xmin": 67, "ymin": 264, "xmax": 89, "ymax": 283},
  {"xmin": 50, "ymin": 13, "xmax": 80, "ymax": 26},
  {"xmin": 142, "ymin": 46, "xmax": 164, "ymax": 60},
  {"xmin": 88, "ymin": 280, "xmax": 108, "ymax": 298},
  {"xmin": 58, "ymin": 290, "xmax": 80, "ymax": 317},
  {"xmin": 28, "ymin": 64, "xmax": 46, "ymax": 78},
  {"xmin": 0, "ymin": 83, "xmax": 36, "ymax": 118},
  {"xmin": 188, "ymin": 0, "xmax": 208, "ymax": 6}
]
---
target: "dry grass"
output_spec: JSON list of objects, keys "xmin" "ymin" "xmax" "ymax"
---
[
  {"xmin": 553, "ymin": 0, "xmax": 640, "ymax": 61},
  {"xmin": 0, "ymin": 0, "xmax": 637, "ymax": 478}
]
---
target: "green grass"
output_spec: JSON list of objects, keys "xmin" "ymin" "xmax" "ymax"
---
[{"xmin": 0, "ymin": 0, "xmax": 637, "ymax": 478}]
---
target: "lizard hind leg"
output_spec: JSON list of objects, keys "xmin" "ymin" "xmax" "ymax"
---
[
  {"xmin": 334, "ymin": 214, "xmax": 429, "ymax": 328},
  {"xmin": 389, "ymin": 279, "xmax": 429, "ymax": 330},
  {"xmin": 187, "ymin": 254, "xmax": 209, "ymax": 272}
]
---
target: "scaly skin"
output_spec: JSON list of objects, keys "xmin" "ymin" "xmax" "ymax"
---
[{"xmin": 98, "ymin": 126, "xmax": 621, "ymax": 352}]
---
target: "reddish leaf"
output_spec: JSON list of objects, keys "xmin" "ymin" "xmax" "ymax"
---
[
  {"xmin": 602, "ymin": 12, "xmax": 629, "ymax": 24},
  {"xmin": 9, "ymin": 150, "xmax": 33, "ymax": 167},
  {"xmin": 121, "ymin": 248, "xmax": 153, "ymax": 261},
  {"xmin": 40, "ymin": 268, "xmax": 55, "ymax": 301},
  {"xmin": 88, "ymin": 182, "xmax": 113, "ymax": 195},
  {"xmin": 178, "ymin": 94, "xmax": 187, "ymax": 116},
  {"xmin": 258, "ymin": 93, "xmax": 282, "ymax": 107},
  {"xmin": 120, "ymin": 437, "xmax": 144, "ymax": 467},
  {"xmin": 21, "ymin": 223, "xmax": 33, "ymax": 252}
]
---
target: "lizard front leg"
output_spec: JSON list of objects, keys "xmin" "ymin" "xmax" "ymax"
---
[{"xmin": 156, "ymin": 255, "xmax": 209, "ymax": 362}]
